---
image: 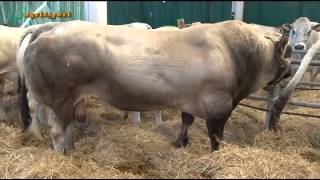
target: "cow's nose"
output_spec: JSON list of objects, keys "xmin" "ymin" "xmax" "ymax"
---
[{"xmin": 294, "ymin": 44, "xmax": 305, "ymax": 50}]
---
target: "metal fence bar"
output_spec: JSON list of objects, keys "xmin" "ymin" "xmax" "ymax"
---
[
  {"xmin": 247, "ymin": 94, "xmax": 268, "ymax": 101},
  {"xmin": 247, "ymin": 94, "xmax": 320, "ymax": 109},
  {"xmin": 298, "ymin": 81, "xmax": 320, "ymax": 86},
  {"xmin": 263, "ymin": 86, "xmax": 277, "ymax": 129},
  {"xmin": 244, "ymin": 47, "xmax": 320, "ymax": 126},
  {"xmin": 290, "ymin": 60, "xmax": 320, "ymax": 66},
  {"xmin": 291, "ymin": 50, "xmax": 320, "ymax": 55}
]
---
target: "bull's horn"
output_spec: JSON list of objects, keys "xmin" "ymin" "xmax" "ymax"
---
[{"xmin": 269, "ymin": 39, "xmax": 320, "ymax": 131}]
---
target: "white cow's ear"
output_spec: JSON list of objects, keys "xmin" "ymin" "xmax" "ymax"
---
[
  {"xmin": 312, "ymin": 24, "xmax": 320, "ymax": 32},
  {"xmin": 281, "ymin": 23, "xmax": 292, "ymax": 33}
]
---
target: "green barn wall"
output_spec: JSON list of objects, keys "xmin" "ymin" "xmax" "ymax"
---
[
  {"xmin": 108, "ymin": 1, "xmax": 320, "ymax": 28},
  {"xmin": 243, "ymin": 1, "xmax": 320, "ymax": 26},
  {"xmin": 107, "ymin": 1, "xmax": 232, "ymax": 28}
]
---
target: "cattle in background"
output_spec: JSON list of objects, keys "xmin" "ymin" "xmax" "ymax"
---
[
  {"xmin": 124, "ymin": 22, "xmax": 152, "ymax": 30},
  {"xmin": 121, "ymin": 22, "xmax": 163, "ymax": 127},
  {"xmin": 0, "ymin": 25, "xmax": 24, "ymax": 120},
  {"xmin": 153, "ymin": 26, "xmax": 179, "ymax": 31},
  {"xmin": 282, "ymin": 17, "xmax": 320, "ymax": 82},
  {"xmin": 18, "ymin": 20, "xmax": 291, "ymax": 152}
]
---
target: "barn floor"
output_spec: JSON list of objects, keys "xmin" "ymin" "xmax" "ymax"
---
[{"xmin": 0, "ymin": 75, "xmax": 320, "ymax": 178}]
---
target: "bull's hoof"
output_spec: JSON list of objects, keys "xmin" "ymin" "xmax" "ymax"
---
[
  {"xmin": 173, "ymin": 138, "xmax": 189, "ymax": 148},
  {"xmin": 271, "ymin": 124, "xmax": 283, "ymax": 137},
  {"xmin": 211, "ymin": 145, "xmax": 220, "ymax": 152},
  {"xmin": 76, "ymin": 121, "xmax": 89, "ymax": 130},
  {"xmin": 52, "ymin": 143, "xmax": 75, "ymax": 154}
]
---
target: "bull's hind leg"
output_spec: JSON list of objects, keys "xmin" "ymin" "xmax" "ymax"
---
[
  {"xmin": 206, "ymin": 104, "xmax": 232, "ymax": 151},
  {"xmin": 27, "ymin": 92, "xmax": 43, "ymax": 140},
  {"xmin": 174, "ymin": 112, "xmax": 194, "ymax": 148},
  {"xmin": 132, "ymin": 111, "xmax": 141, "ymax": 127},
  {"xmin": 154, "ymin": 111, "xmax": 163, "ymax": 126},
  {"xmin": 47, "ymin": 105, "xmax": 74, "ymax": 152}
]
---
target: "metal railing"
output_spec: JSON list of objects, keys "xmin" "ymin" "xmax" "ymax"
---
[{"xmin": 242, "ymin": 50, "xmax": 320, "ymax": 128}]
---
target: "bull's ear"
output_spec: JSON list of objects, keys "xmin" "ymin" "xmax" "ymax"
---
[
  {"xmin": 281, "ymin": 23, "xmax": 292, "ymax": 33},
  {"xmin": 312, "ymin": 23, "xmax": 320, "ymax": 32}
]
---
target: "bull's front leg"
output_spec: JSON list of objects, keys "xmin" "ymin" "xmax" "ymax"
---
[
  {"xmin": 174, "ymin": 112, "xmax": 194, "ymax": 148},
  {"xmin": 205, "ymin": 103, "xmax": 232, "ymax": 151}
]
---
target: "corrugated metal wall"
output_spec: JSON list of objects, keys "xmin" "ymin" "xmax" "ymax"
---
[
  {"xmin": 107, "ymin": 1, "xmax": 232, "ymax": 28},
  {"xmin": 243, "ymin": 1, "xmax": 320, "ymax": 26}
]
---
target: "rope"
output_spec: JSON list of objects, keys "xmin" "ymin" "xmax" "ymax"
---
[{"xmin": 238, "ymin": 103, "xmax": 320, "ymax": 119}]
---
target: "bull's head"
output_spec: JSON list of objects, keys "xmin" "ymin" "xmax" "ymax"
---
[
  {"xmin": 282, "ymin": 17, "xmax": 320, "ymax": 51},
  {"xmin": 265, "ymin": 31, "xmax": 292, "ymax": 88}
]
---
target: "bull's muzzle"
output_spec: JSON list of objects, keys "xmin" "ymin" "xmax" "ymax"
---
[{"xmin": 293, "ymin": 42, "xmax": 306, "ymax": 51}]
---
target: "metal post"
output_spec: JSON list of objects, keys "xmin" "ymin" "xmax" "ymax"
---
[
  {"xmin": 264, "ymin": 86, "xmax": 277, "ymax": 129},
  {"xmin": 233, "ymin": 1, "xmax": 244, "ymax": 21},
  {"xmin": 177, "ymin": 19, "xmax": 185, "ymax": 29},
  {"xmin": 106, "ymin": 1, "xmax": 108, "ymax": 24},
  {"xmin": 84, "ymin": 1, "xmax": 107, "ymax": 24}
]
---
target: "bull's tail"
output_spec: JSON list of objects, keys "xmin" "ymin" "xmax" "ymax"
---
[
  {"xmin": 18, "ymin": 74, "xmax": 31, "ymax": 131},
  {"xmin": 17, "ymin": 27, "xmax": 34, "ymax": 131}
]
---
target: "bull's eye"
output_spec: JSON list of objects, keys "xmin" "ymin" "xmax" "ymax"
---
[{"xmin": 307, "ymin": 31, "xmax": 311, "ymax": 36}]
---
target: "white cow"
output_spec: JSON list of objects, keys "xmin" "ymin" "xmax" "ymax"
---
[
  {"xmin": 282, "ymin": 17, "xmax": 320, "ymax": 82},
  {"xmin": 0, "ymin": 25, "xmax": 25, "ymax": 120}
]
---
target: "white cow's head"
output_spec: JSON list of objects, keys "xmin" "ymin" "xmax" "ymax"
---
[
  {"xmin": 282, "ymin": 17, "xmax": 320, "ymax": 51},
  {"xmin": 126, "ymin": 22, "xmax": 152, "ymax": 30}
]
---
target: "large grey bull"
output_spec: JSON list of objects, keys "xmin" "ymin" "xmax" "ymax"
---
[
  {"xmin": 17, "ymin": 22, "xmax": 162, "ymax": 140},
  {"xmin": 18, "ymin": 20, "xmax": 291, "ymax": 152},
  {"xmin": 282, "ymin": 17, "xmax": 320, "ymax": 82},
  {"xmin": 16, "ymin": 22, "xmax": 88, "ymax": 140}
]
